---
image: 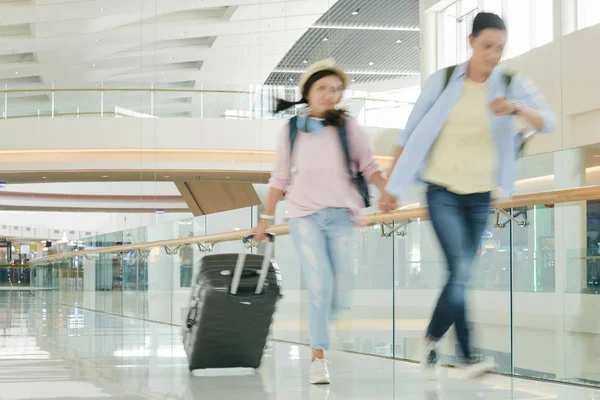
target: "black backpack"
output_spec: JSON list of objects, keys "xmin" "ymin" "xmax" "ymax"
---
[{"xmin": 288, "ymin": 116, "xmax": 371, "ymax": 208}]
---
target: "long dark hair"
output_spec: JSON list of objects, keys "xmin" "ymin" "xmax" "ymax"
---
[{"xmin": 274, "ymin": 69, "xmax": 348, "ymax": 127}]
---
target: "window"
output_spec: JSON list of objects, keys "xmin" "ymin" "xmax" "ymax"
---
[
  {"xmin": 437, "ymin": 0, "xmax": 553, "ymax": 67},
  {"xmin": 457, "ymin": 9, "xmax": 477, "ymax": 63},
  {"xmin": 577, "ymin": 0, "xmax": 600, "ymax": 30},
  {"xmin": 505, "ymin": 0, "xmax": 553, "ymax": 58},
  {"xmin": 505, "ymin": 0, "xmax": 532, "ymax": 58},
  {"xmin": 480, "ymin": 0, "xmax": 502, "ymax": 16},
  {"xmin": 437, "ymin": 3, "xmax": 458, "ymax": 68}
]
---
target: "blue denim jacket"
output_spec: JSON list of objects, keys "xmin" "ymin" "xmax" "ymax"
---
[{"xmin": 386, "ymin": 62, "xmax": 556, "ymax": 198}]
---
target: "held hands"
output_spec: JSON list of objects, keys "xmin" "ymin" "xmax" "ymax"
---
[
  {"xmin": 379, "ymin": 191, "xmax": 398, "ymax": 213},
  {"xmin": 490, "ymin": 97, "xmax": 518, "ymax": 116},
  {"xmin": 253, "ymin": 219, "xmax": 271, "ymax": 242}
]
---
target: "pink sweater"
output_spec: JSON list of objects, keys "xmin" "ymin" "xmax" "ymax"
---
[{"xmin": 269, "ymin": 118, "xmax": 382, "ymax": 221}]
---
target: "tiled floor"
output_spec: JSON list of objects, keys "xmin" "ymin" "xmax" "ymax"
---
[{"xmin": 1, "ymin": 291, "xmax": 599, "ymax": 400}]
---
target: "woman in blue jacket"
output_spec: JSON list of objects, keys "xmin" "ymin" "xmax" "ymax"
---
[{"xmin": 381, "ymin": 12, "xmax": 556, "ymax": 380}]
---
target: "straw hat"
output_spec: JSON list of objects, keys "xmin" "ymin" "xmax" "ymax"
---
[{"xmin": 298, "ymin": 58, "xmax": 350, "ymax": 95}]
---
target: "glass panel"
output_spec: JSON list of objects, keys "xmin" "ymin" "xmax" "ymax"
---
[
  {"xmin": 577, "ymin": 0, "xmax": 600, "ymax": 30},
  {"xmin": 506, "ymin": 0, "xmax": 532, "ymax": 58},
  {"xmin": 533, "ymin": 0, "xmax": 554, "ymax": 47},
  {"xmin": 439, "ymin": 2, "xmax": 458, "ymax": 69},
  {"xmin": 481, "ymin": 0, "xmax": 503, "ymax": 16},
  {"xmin": 53, "ymin": 83, "xmax": 102, "ymax": 118},
  {"xmin": 200, "ymin": 84, "xmax": 251, "ymax": 119},
  {"xmin": 6, "ymin": 86, "xmax": 53, "ymax": 119},
  {"xmin": 122, "ymin": 227, "xmax": 147, "ymax": 320},
  {"xmin": 342, "ymin": 222, "xmax": 394, "ymax": 356},
  {"xmin": 103, "ymin": 82, "xmax": 152, "ymax": 118}
]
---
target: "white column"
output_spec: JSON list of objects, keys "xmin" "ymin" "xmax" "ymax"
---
[
  {"xmin": 553, "ymin": 148, "xmax": 586, "ymax": 379},
  {"xmin": 555, "ymin": 0, "xmax": 577, "ymax": 38},
  {"xmin": 420, "ymin": 4, "xmax": 438, "ymax": 84}
]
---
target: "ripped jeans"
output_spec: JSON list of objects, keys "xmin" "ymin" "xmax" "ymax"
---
[{"xmin": 289, "ymin": 207, "xmax": 355, "ymax": 351}]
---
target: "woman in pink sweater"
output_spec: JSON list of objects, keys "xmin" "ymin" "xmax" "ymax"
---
[{"xmin": 254, "ymin": 59, "xmax": 392, "ymax": 384}]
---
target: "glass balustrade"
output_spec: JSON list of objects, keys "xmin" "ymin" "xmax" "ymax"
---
[
  {"xmin": 11, "ymin": 144, "xmax": 600, "ymax": 388},
  {"xmin": 0, "ymin": 83, "xmax": 416, "ymax": 129}
]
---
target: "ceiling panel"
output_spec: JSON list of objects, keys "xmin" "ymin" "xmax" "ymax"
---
[{"xmin": 265, "ymin": 0, "xmax": 420, "ymax": 86}]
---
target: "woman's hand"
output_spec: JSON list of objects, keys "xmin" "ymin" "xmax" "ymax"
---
[
  {"xmin": 490, "ymin": 97, "xmax": 517, "ymax": 116},
  {"xmin": 379, "ymin": 191, "xmax": 398, "ymax": 212},
  {"xmin": 253, "ymin": 219, "xmax": 271, "ymax": 242}
]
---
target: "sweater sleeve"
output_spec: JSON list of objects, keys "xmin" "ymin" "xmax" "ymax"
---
[{"xmin": 268, "ymin": 124, "xmax": 291, "ymax": 191}]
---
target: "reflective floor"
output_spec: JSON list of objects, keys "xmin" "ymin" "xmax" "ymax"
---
[{"xmin": 1, "ymin": 292, "xmax": 599, "ymax": 400}]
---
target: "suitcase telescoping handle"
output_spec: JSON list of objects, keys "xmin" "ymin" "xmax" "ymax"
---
[{"xmin": 230, "ymin": 233, "xmax": 275, "ymax": 296}]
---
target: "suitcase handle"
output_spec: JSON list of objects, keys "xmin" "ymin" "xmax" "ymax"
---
[
  {"xmin": 242, "ymin": 233, "xmax": 275, "ymax": 243},
  {"xmin": 230, "ymin": 233, "xmax": 275, "ymax": 296}
]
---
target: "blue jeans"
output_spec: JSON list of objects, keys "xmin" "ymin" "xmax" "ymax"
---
[
  {"xmin": 425, "ymin": 183, "xmax": 491, "ymax": 359},
  {"xmin": 289, "ymin": 208, "xmax": 355, "ymax": 351}
]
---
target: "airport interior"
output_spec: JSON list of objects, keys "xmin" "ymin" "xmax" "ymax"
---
[{"xmin": 1, "ymin": 0, "xmax": 600, "ymax": 399}]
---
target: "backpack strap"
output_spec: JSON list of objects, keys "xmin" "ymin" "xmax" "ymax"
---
[
  {"xmin": 336, "ymin": 119, "xmax": 355, "ymax": 180},
  {"xmin": 444, "ymin": 65, "xmax": 457, "ymax": 91},
  {"xmin": 444, "ymin": 65, "xmax": 513, "ymax": 91},
  {"xmin": 289, "ymin": 115, "xmax": 299, "ymax": 156},
  {"xmin": 503, "ymin": 71, "xmax": 514, "ymax": 97},
  {"xmin": 290, "ymin": 115, "xmax": 353, "ymax": 177}
]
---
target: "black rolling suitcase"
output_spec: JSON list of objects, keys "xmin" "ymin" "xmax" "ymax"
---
[{"xmin": 183, "ymin": 234, "xmax": 282, "ymax": 371}]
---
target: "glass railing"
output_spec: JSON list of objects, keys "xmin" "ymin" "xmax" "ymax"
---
[
  {"xmin": 25, "ymin": 185, "xmax": 600, "ymax": 388},
  {"xmin": 0, "ymin": 83, "xmax": 417, "ymax": 129}
]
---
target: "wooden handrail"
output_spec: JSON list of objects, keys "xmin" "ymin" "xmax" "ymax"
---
[{"xmin": 29, "ymin": 185, "xmax": 600, "ymax": 265}]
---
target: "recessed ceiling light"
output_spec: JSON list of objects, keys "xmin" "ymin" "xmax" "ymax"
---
[
  {"xmin": 169, "ymin": 56, "xmax": 174, "ymax": 60},
  {"xmin": 14, "ymin": 71, "xmax": 18, "ymax": 75},
  {"xmin": 351, "ymin": 9, "xmax": 360, "ymax": 15},
  {"xmin": 289, "ymin": 78, "xmax": 293, "ymax": 82},
  {"xmin": 225, "ymin": 176, "xmax": 230, "ymax": 179},
  {"xmin": 368, "ymin": 61, "xmax": 375, "ymax": 66},
  {"xmin": 92, "ymin": 64, "xmax": 96, "ymax": 67},
  {"xmin": 396, "ymin": 39, "xmax": 403, "ymax": 43},
  {"xmin": 323, "ymin": 37, "xmax": 328, "ymax": 41},
  {"xmin": 95, "ymin": 38, "xmax": 100, "ymax": 42},
  {"xmin": 8, "ymin": 47, "xmax": 11, "ymax": 50},
  {"xmin": 164, "ymin": 78, "xmax": 168, "ymax": 81},
  {"xmin": 100, "ymin": 7, "xmax": 105, "ymax": 11},
  {"xmin": 303, "ymin": 59, "xmax": 308, "ymax": 64},
  {"xmin": 163, "ymin": 175, "xmax": 170, "ymax": 178},
  {"xmin": 351, "ymin": 79, "xmax": 356, "ymax": 83},
  {"xmin": 42, "ymin": 176, "xmax": 47, "ymax": 179},
  {"xmin": 101, "ymin": 175, "xmax": 109, "ymax": 178}
]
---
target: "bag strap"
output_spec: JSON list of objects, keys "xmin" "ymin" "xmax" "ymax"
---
[
  {"xmin": 444, "ymin": 64, "xmax": 514, "ymax": 92},
  {"xmin": 336, "ymin": 119, "xmax": 355, "ymax": 179},
  {"xmin": 503, "ymin": 70, "xmax": 514, "ymax": 97},
  {"xmin": 443, "ymin": 65, "xmax": 457, "ymax": 91},
  {"xmin": 289, "ymin": 115, "xmax": 299, "ymax": 155},
  {"xmin": 289, "ymin": 115, "xmax": 355, "ymax": 178}
]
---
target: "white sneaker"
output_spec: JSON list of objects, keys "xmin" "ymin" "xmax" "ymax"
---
[
  {"xmin": 455, "ymin": 355, "xmax": 495, "ymax": 380},
  {"xmin": 309, "ymin": 359, "xmax": 331, "ymax": 385},
  {"xmin": 420, "ymin": 338, "xmax": 441, "ymax": 381}
]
